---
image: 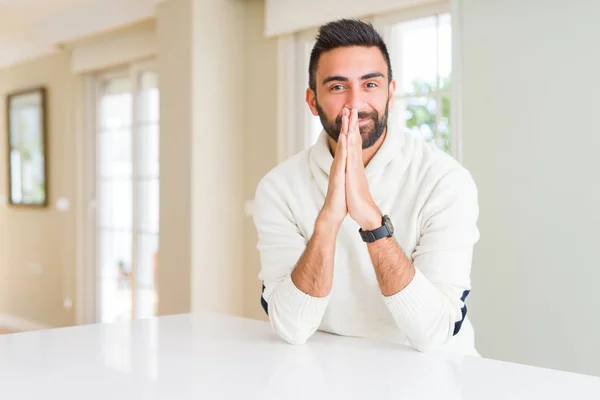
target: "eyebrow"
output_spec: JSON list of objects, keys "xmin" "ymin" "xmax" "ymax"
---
[{"xmin": 322, "ymin": 72, "xmax": 385, "ymax": 85}]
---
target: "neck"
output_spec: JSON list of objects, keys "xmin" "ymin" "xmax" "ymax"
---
[{"xmin": 328, "ymin": 129, "xmax": 387, "ymax": 167}]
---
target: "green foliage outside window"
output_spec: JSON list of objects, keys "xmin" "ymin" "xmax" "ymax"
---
[{"xmin": 404, "ymin": 76, "xmax": 451, "ymax": 153}]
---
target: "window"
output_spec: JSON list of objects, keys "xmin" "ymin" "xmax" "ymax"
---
[
  {"xmin": 296, "ymin": 29, "xmax": 323, "ymax": 149},
  {"xmin": 301, "ymin": 39, "xmax": 324, "ymax": 148},
  {"xmin": 92, "ymin": 63, "xmax": 159, "ymax": 323},
  {"xmin": 385, "ymin": 11, "xmax": 453, "ymax": 154}
]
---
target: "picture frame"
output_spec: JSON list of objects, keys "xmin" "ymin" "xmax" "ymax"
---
[{"xmin": 6, "ymin": 86, "xmax": 48, "ymax": 207}]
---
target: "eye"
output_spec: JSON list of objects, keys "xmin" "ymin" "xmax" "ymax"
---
[
  {"xmin": 365, "ymin": 82, "xmax": 378, "ymax": 88},
  {"xmin": 330, "ymin": 84, "xmax": 345, "ymax": 91}
]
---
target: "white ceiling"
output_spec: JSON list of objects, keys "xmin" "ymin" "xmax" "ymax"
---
[{"xmin": 0, "ymin": 0, "xmax": 163, "ymax": 68}]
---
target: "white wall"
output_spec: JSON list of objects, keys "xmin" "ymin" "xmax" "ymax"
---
[{"xmin": 460, "ymin": 0, "xmax": 600, "ymax": 377}]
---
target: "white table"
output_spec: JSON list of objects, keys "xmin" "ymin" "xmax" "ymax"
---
[{"xmin": 1, "ymin": 312, "xmax": 599, "ymax": 399}]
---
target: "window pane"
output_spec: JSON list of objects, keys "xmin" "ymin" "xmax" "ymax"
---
[
  {"xmin": 98, "ymin": 278, "xmax": 132, "ymax": 323},
  {"xmin": 137, "ymin": 71, "xmax": 159, "ymax": 124},
  {"xmin": 438, "ymin": 13, "xmax": 452, "ymax": 90},
  {"xmin": 136, "ymin": 124, "xmax": 159, "ymax": 178},
  {"xmin": 96, "ymin": 69, "xmax": 160, "ymax": 325},
  {"xmin": 393, "ymin": 16, "xmax": 437, "ymax": 95},
  {"xmin": 134, "ymin": 233, "xmax": 158, "ymax": 320},
  {"xmin": 438, "ymin": 95, "xmax": 451, "ymax": 153},
  {"xmin": 98, "ymin": 229, "xmax": 133, "ymax": 278},
  {"xmin": 135, "ymin": 234, "xmax": 158, "ymax": 288},
  {"xmin": 303, "ymin": 40, "xmax": 323, "ymax": 148},
  {"xmin": 100, "ymin": 77, "xmax": 132, "ymax": 130},
  {"xmin": 308, "ymin": 114, "xmax": 322, "ymax": 146},
  {"xmin": 136, "ymin": 179, "xmax": 159, "ymax": 234},
  {"xmin": 98, "ymin": 180, "xmax": 132, "ymax": 229},
  {"xmin": 404, "ymin": 97, "xmax": 437, "ymax": 142},
  {"xmin": 98, "ymin": 129, "xmax": 132, "ymax": 178}
]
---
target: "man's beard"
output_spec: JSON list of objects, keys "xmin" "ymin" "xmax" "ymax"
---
[{"xmin": 315, "ymin": 99, "xmax": 389, "ymax": 149}]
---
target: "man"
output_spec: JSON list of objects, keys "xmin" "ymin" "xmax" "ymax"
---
[{"xmin": 253, "ymin": 19, "xmax": 480, "ymax": 355}]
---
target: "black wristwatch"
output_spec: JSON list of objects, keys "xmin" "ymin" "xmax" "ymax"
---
[{"xmin": 359, "ymin": 215, "xmax": 394, "ymax": 243}]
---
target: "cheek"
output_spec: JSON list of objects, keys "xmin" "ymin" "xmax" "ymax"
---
[
  {"xmin": 368, "ymin": 92, "xmax": 390, "ymax": 112},
  {"xmin": 319, "ymin": 95, "xmax": 346, "ymax": 117}
]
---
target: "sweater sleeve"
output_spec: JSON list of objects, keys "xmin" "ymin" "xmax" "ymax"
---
[
  {"xmin": 382, "ymin": 167, "xmax": 480, "ymax": 352},
  {"xmin": 252, "ymin": 174, "xmax": 330, "ymax": 345}
]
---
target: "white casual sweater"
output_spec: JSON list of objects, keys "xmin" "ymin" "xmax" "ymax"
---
[{"xmin": 253, "ymin": 128, "xmax": 480, "ymax": 355}]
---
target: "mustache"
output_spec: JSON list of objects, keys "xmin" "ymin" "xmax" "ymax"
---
[{"xmin": 334, "ymin": 110, "xmax": 378, "ymax": 126}]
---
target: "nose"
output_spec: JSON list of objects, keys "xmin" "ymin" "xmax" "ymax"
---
[{"xmin": 344, "ymin": 86, "xmax": 364, "ymax": 111}]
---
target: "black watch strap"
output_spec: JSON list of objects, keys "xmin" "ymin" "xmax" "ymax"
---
[{"xmin": 359, "ymin": 215, "xmax": 394, "ymax": 243}]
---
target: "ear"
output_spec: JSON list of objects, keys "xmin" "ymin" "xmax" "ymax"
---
[{"xmin": 306, "ymin": 88, "xmax": 319, "ymax": 116}]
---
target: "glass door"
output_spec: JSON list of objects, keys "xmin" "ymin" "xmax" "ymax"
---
[{"xmin": 94, "ymin": 62, "xmax": 159, "ymax": 323}]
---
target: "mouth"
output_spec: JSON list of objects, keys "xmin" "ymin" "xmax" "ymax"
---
[{"xmin": 358, "ymin": 118, "xmax": 371, "ymax": 125}]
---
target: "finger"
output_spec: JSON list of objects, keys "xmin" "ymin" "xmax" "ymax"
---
[
  {"xmin": 341, "ymin": 108, "xmax": 349, "ymax": 135},
  {"xmin": 333, "ymin": 126, "xmax": 346, "ymax": 169},
  {"xmin": 349, "ymin": 108, "xmax": 358, "ymax": 136},
  {"xmin": 351, "ymin": 109, "xmax": 362, "ymax": 157},
  {"xmin": 340, "ymin": 112, "xmax": 349, "ymax": 152},
  {"xmin": 346, "ymin": 109, "xmax": 357, "ymax": 159},
  {"xmin": 332, "ymin": 133, "xmax": 347, "ymax": 180},
  {"xmin": 336, "ymin": 129, "xmax": 345, "ymax": 159},
  {"xmin": 347, "ymin": 108, "xmax": 357, "ymax": 152},
  {"xmin": 339, "ymin": 133, "xmax": 347, "ymax": 165},
  {"xmin": 341, "ymin": 134, "xmax": 348, "ymax": 180},
  {"xmin": 352, "ymin": 108, "xmax": 360, "ymax": 142},
  {"xmin": 345, "ymin": 113, "xmax": 354, "ymax": 165}
]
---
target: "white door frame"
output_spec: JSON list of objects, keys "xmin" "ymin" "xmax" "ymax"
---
[{"xmin": 77, "ymin": 58, "xmax": 157, "ymax": 325}]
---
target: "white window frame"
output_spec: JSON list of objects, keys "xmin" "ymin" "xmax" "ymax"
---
[
  {"xmin": 276, "ymin": 1, "xmax": 462, "ymax": 162},
  {"xmin": 82, "ymin": 58, "xmax": 159, "ymax": 324},
  {"xmin": 297, "ymin": 28, "xmax": 319, "ymax": 150}
]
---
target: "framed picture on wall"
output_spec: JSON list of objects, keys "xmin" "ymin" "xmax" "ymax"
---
[{"xmin": 6, "ymin": 86, "xmax": 48, "ymax": 207}]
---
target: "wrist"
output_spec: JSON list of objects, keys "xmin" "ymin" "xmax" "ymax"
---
[
  {"xmin": 315, "ymin": 211, "xmax": 342, "ymax": 237},
  {"xmin": 358, "ymin": 206, "xmax": 383, "ymax": 231}
]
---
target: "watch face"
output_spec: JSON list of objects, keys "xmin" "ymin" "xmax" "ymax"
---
[{"xmin": 383, "ymin": 215, "xmax": 394, "ymax": 235}]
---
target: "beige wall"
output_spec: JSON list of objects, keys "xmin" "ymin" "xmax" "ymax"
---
[
  {"xmin": 157, "ymin": 0, "xmax": 253, "ymax": 318},
  {"xmin": 155, "ymin": 0, "xmax": 193, "ymax": 317},
  {"xmin": 243, "ymin": 0, "xmax": 278, "ymax": 321},
  {"xmin": 157, "ymin": 0, "xmax": 279, "ymax": 320},
  {"xmin": 0, "ymin": 51, "xmax": 79, "ymax": 327},
  {"xmin": 190, "ymin": 0, "xmax": 247, "ymax": 317}
]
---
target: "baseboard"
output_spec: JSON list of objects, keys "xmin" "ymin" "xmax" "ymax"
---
[{"xmin": 0, "ymin": 314, "xmax": 53, "ymax": 332}]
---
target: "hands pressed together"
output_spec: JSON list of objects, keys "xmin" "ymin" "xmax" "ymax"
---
[
  {"xmin": 320, "ymin": 108, "xmax": 383, "ymax": 233},
  {"xmin": 296, "ymin": 107, "xmax": 412, "ymax": 299}
]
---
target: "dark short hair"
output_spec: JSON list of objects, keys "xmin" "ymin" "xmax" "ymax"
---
[{"xmin": 308, "ymin": 19, "xmax": 393, "ymax": 92}]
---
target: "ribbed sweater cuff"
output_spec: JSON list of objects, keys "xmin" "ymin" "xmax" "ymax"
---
[
  {"xmin": 382, "ymin": 268, "xmax": 442, "ymax": 325},
  {"xmin": 277, "ymin": 277, "xmax": 330, "ymax": 321}
]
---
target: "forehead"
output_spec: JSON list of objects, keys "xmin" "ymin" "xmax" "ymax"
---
[{"xmin": 316, "ymin": 46, "xmax": 388, "ymax": 81}]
